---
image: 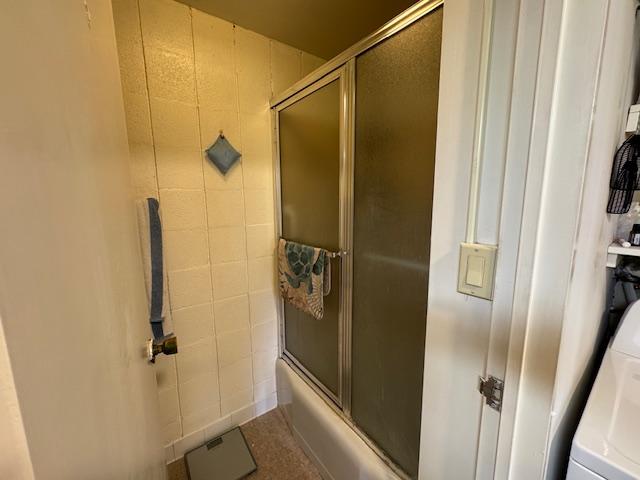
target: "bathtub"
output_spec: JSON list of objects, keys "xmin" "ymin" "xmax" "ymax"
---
[{"xmin": 276, "ymin": 359, "xmax": 402, "ymax": 480}]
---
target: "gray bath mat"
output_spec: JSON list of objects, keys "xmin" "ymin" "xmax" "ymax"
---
[{"xmin": 185, "ymin": 427, "xmax": 257, "ymax": 479}]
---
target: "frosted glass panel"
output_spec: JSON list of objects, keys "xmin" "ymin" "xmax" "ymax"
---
[
  {"xmin": 279, "ymin": 80, "xmax": 341, "ymax": 397},
  {"xmin": 351, "ymin": 9, "xmax": 442, "ymax": 478}
]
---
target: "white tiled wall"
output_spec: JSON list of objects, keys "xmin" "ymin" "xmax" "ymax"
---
[{"xmin": 111, "ymin": 0, "xmax": 324, "ymax": 450}]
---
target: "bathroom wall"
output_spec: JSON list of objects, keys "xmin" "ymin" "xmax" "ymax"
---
[
  {"xmin": 0, "ymin": 0, "xmax": 165, "ymax": 476},
  {"xmin": 544, "ymin": 1, "xmax": 639, "ymax": 477},
  {"xmin": 111, "ymin": 0, "xmax": 324, "ymax": 451},
  {"xmin": 504, "ymin": 0, "xmax": 640, "ymax": 478},
  {"xmin": 0, "ymin": 319, "xmax": 32, "ymax": 479}
]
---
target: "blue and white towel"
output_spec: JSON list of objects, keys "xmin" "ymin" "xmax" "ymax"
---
[{"xmin": 278, "ymin": 238, "xmax": 331, "ymax": 320}]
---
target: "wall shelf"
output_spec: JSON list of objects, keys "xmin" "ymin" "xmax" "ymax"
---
[{"xmin": 607, "ymin": 243, "xmax": 640, "ymax": 267}]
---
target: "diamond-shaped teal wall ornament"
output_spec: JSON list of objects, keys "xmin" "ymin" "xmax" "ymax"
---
[{"xmin": 205, "ymin": 133, "xmax": 241, "ymax": 175}]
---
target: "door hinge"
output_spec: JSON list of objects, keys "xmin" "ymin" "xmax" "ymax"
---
[{"xmin": 478, "ymin": 375, "xmax": 503, "ymax": 411}]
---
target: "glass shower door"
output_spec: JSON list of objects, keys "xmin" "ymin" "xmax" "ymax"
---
[
  {"xmin": 350, "ymin": 9, "xmax": 443, "ymax": 478},
  {"xmin": 274, "ymin": 5, "xmax": 442, "ymax": 477},
  {"xmin": 276, "ymin": 70, "xmax": 348, "ymax": 402}
]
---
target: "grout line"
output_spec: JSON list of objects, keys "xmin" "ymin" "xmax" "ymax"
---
[
  {"xmin": 135, "ymin": 0, "xmax": 183, "ymax": 440},
  {"xmin": 188, "ymin": 5, "xmax": 224, "ymax": 417},
  {"xmin": 171, "ymin": 301, "xmax": 213, "ymax": 312},
  {"xmin": 232, "ymin": 23, "xmax": 259, "ymax": 402}
]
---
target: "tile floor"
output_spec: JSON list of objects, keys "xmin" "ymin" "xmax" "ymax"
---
[{"xmin": 167, "ymin": 408, "xmax": 322, "ymax": 479}]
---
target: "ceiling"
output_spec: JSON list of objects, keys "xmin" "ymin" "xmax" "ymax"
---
[{"xmin": 177, "ymin": 0, "xmax": 418, "ymax": 59}]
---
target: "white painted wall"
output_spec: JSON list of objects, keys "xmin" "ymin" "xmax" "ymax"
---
[
  {"xmin": 0, "ymin": 318, "xmax": 33, "ymax": 479},
  {"xmin": 418, "ymin": 3, "xmax": 488, "ymax": 476},
  {"xmin": 502, "ymin": 0, "xmax": 640, "ymax": 478},
  {"xmin": 422, "ymin": 0, "xmax": 639, "ymax": 478},
  {"xmin": 419, "ymin": 0, "xmax": 522, "ymax": 478},
  {"xmin": 0, "ymin": 0, "xmax": 165, "ymax": 477},
  {"xmin": 546, "ymin": 1, "xmax": 639, "ymax": 477}
]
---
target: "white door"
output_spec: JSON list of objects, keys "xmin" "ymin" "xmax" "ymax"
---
[
  {"xmin": 419, "ymin": 0, "xmax": 531, "ymax": 478},
  {"xmin": 0, "ymin": 1, "xmax": 165, "ymax": 478},
  {"xmin": 422, "ymin": 0, "xmax": 640, "ymax": 479}
]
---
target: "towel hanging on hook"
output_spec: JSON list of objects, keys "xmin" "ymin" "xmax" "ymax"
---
[{"xmin": 205, "ymin": 130, "xmax": 241, "ymax": 175}]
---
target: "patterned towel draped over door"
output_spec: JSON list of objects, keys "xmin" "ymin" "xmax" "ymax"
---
[{"xmin": 278, "ymin": 239, "xmax": 331, "ymax": 320}]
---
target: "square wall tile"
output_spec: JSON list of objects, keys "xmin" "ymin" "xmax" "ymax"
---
[
  {"xmin": 301, "ymin": 52, "xmax": 326, "ymax": 76},
  {"xmin": 197, "ymin": 64, "xmax": 239, "ymax": 111},
  {"xmin": 193, "ymin": 12, "xmax": 237, "ymax": 110},
  {"xmin": 199, "ymin": 109, "xmax": 241, "ymax": 153},
  {"xmin": 255, "ymin": 393, "xmax": 277, "ymax": 417},
  {"xmin": 204, "ymin": 159, "xmax": 243, "ymax": 190},
  {"xmin": 244, "ymin": 188, "xmax": 274, "ymax": 225},
  {"xmin": 128, "ymin": 143, "xmax": 157, "ymax": 194},
  {"xmin": 163, "ymin": 421, "xmax": 182, "ymax": 446},
  {"xmin": 240, "ymin": 113, "xmax": 271, "ymax": 158},
  {"xmin": 145, "ymin": 47, "xmax": 196, "ymax": 104},
  {"xmin": 159, "ymin": 189, "xmax": 206, "ymax": 230},
  {"xmin": 173, "ymin": 429, "xmax": 205, "ymax": 458},
  {"xmin": 112, "ymin": 0, "xmax": 148, "ymax": 97},
  {"xmin": 219, "ymin": 357, "xmax": 253, "ymax": 399},
  {"xmin": 202, "ymin": 158, "xmax": 243, "ymax": 190},
  {"xmin": 206, "ymin": 190, "xmax": 245, "ymax": 228},
  {"xmin": 213, "ymin": 295, "xmax": 250, "ymax": 335},
  {"xmin": 231, "ymin": 403, "xmax": 256, "ymax": 426},
  {"xmin": 209, "ymin": 226, "xmax": 247, "ymax": 264},
  {"xmin": 119, "ymin": 47, "xmax": 149, "ymax": 98},
  {"xmin": 172, "ymin": 303, "xmax": 214, "ymax": 346},
  {"xmin": 135, "ymin": 183, "xmax": 160, "ymax": 201},
  {"xmin": 139, "ymin": 0, "xmax": 194, "ymax": 55},
  {"xmin": 191, "ymin": 9, "xmax": 234, "ymax": 60},
  {"xmin": 217, "ymin": 328, "xmax": 251, "ymax": 367},
  {"xmin": 123, "ymin": 92, "xmax": 153, "ymax": 146},
  {"xmin": 168, "ymin": 266, "xmax": 212, "ymax": 309},
  {"xmin": 254, "ymin": 376, "xmax": 277, "ymax": 402},
  {"xmin": 211, "ymin": 261, "xmax": 248, "ymax": 300},
  {"xmin": 155, "ymin": 146, "xmax": 204, "ymax": 189},
  {"xmin": 179, "ymin": 373, "xmax": 220, "ymax": 416},
  {"xmin": 149, "ymin": 98, "xmax": 200, "ymax": 149},
  {"xmin": 165, "ymin": 444, "xmax": 175, "ymax": 464},
  {"xmin": 221, "ymin": 388, "xmax": 253, "ymax": 416},
  {"xmin": 241, "ymin": 153, "xmax": 272, "ymax": 190},
  {"xmin": 205, "ymin": 414, "xmax": 233, "ymax": 440},
  {"xmin": 155, "ymin": 355, "xmax": 177, "ymax": 389},
  {"xmin": 252, "ymin": 348, "xmax": 277, "ymax": 384},
  {"xmin": 236, "ymin": 28, "xmax": 270, "ymax": 114},
  {"xmin": 246, "ymin": 224, "xmax": 275, "ymax": 259},
  {"xmin": 158, "ymin": 387, "xmax": 180, "ymax": 425},
  {"xmin": 176, "ymin": 337, "xmax": 217, "ymax": 383},
  {"xmin": 182, "ymin": 404, "xmax": 221, "ymax": 436},
  {"xmin": 249, "ymin": 290, "xmax": 278, "ymax": 326},
  {"xmin": 248, "ymin": 256, "xmax": 275, "ymax": 292},
  {"xmin": 163, "ymin": 229, "xmax": 209, "ymax": 271},
  {"xmin": 270, "ymin": 41, "xmax": 302, "ymax": 97},
  {"xmin": 162, "ymin": 301, "xmax": 175, "ymax": 334},
  {"xmin": 251, "ymin": 321, "xmax": 277, "ymax": 353},
  {"xmin": 235, "ymin": 26, "xmax": 270, "ymax": 73}
]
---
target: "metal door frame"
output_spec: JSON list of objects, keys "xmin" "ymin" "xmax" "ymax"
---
[{"xmin": 272, "ymin": 64, "xmax": 354, "ymax": 409}]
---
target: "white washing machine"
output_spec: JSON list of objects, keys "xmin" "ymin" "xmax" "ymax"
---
[{"xmin": 567, "ymin": 300, "xmax": 640, "ymax": 479}]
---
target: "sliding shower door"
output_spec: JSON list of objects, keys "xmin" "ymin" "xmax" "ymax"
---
[
  {"xmin": 276, "ymin": 69, "xmax": 350, "ymax": 402},
  {"xmin": 351, "ymin": 9, "xmax": 442, "ymax": 478},
  {"xmin": 274, "ymin": 4, "xmax": 442, "ymax": 478}
]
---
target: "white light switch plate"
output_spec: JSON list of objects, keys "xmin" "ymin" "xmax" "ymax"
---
[{"xmin": 457, "ymin": 242, "xmax": 497, "ymax": 300}]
